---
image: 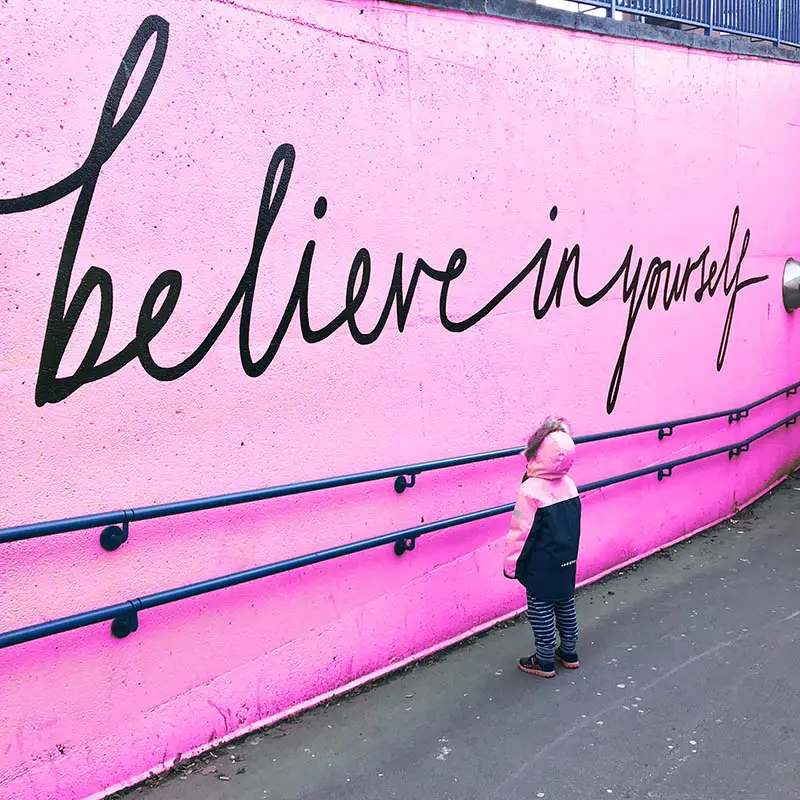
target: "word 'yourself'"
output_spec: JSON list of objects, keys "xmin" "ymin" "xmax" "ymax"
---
[{"xmin": 0, "ymin": 15, "xmax": 768, "ymax": 413}]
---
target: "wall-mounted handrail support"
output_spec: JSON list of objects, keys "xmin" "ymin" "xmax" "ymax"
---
[
  {"xmin": 394, "ymin": 537, "xmax": 417, "ymax": 556},
  {"xmin": 729, "ymin": 409, "xmax": 749, "ymax": 423},
  {"xmin": 394, "ymin": 473, "xmax": 418, "ymax": 494},
  {"xmin": 99, "ymin": 517, "xmax": 130, "ymax": 552},
  {"xmin": 728, "ymin": 443, "xmax": 750, "ymax": 458},
  {"xmin": 658, "ymin": 426, "xmax": 674, "ymax": 440},
  {"xmin": 111, "ymin": 603, "xmax": 139, "ymax": 639}
]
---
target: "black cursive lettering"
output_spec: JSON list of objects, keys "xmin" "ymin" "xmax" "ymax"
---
[{"xmin": 0, "ymin": 16, "xmax": 769, "ymax": 414}]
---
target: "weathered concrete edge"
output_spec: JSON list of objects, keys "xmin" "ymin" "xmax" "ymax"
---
[{"xmin": 389, "ymin": 0, "xmax": 800, "ymax": 63}]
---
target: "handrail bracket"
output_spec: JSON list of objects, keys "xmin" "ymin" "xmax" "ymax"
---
[
  {"xmin": 394, "ymin": 473, "xmax": 419, "ymax": 494},
  {"xmin": 99, "ymin": 515, "xmax": 132, "ymax": 552},
  {"xmin": 728, "ymin": 443, "xmax": 750, "ymax": 459},
  {"xmin": 394, "ymin": 537, "xmax": 417, "ymax": 556},
  {"xmin": 111, "ymin": 601, "xmax": 141, "ymax": 639}
]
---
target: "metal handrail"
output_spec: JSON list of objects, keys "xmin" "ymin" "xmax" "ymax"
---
[
  {"xmin": 1, "ymin": 404, "xmax": 797, "ymax": 650},
  {"xmin": 551, "ymin": 0, "xmax": 800, "ymax": 47},
  {"xmin": 1, "ymin": 381, "xmax": 798, "ymax": 548}
]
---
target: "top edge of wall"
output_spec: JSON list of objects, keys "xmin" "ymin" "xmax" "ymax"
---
[{"xmin": 388, "ymin": 0, "xmax": 800, "ymax": 63}]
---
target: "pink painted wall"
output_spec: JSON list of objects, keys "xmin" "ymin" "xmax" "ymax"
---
[{"xmin": 2, "ymin": 1, "xmax": 800, "ymax": 797}]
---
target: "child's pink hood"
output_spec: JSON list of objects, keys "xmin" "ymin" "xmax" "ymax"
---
[{"xmin": 526, "ymin": 430, "xmax": 576, "ymax": 481}]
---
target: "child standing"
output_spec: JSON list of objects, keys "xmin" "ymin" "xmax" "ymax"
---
[{"xmin": 503, "ymin": 418, "xmax": 582, "ymax": 678}]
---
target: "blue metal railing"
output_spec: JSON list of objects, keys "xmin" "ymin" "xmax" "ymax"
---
[
  {"xmin": 0, "ymin": 381, "xmax": 798, "ymax": 649},
  {"xmin": 616, "ymin": 0, "xmax": 708, "ymax": 28},
  {"xmin": 2, "ymin": 380, "xmax": 798, "ymax": 549},
  {"xmin": 576, "ymin": 0, "xmax": 800, "ymax": 46},
  {"xmin": 783, "ymin": 0, "xmax": 800, "ymax": 45}
]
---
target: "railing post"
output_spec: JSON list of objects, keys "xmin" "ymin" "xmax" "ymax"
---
[
  {"xmin": 706, "ymin": 0, "xmax": 715, "ymax": 35},
  {"xmin": 608, "ymin": 0, "xmax": 616, "ymax": 20},
  {"xmin": 777, "ymin": 0, "xmax": 783, "ymax": 44}
]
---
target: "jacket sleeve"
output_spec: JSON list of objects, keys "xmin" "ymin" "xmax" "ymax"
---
[{"xmin": 503, "ymin": 483, "xmax": 539, "ymax": 579}]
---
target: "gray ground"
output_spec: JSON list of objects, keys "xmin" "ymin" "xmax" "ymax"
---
[{"xmin": 119, "ymin": 474, "xmax": 800, "ymax": 800}]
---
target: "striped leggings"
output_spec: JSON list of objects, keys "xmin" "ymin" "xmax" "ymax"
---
[{"xmin": 526, "ymin": 592, "xmax": 579, "ymax": 663}]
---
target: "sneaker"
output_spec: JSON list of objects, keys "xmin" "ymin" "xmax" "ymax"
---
[
  {"xmin": 518, "ymin": 655, "xmax": 556, "ymax": 678},
  {"xmin": 555, "ymin": 647, "xmax": 580, "ymax": 669}
]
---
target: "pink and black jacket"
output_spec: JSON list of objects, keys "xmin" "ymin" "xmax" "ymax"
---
[{"xmin": 502, "ymin": 431, "xmax": 582, "ymax": 601}]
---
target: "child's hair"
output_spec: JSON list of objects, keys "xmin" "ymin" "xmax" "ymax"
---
[{"xmin": 524, "ymin": 417, "xmax": 570, "ymax": 462}]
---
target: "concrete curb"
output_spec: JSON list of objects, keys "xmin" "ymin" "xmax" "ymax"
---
[{"xmin": 390, "ymin": 0, "xmax": 800, "ymax": 63}]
